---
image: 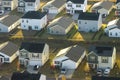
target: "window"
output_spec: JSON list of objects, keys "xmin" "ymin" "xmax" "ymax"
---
[
  {"xmin": 55, "ymin": 61, "xmax": 60, "ymax": 64},
  {"xmin": 26, "ymin": 20, "xmax": 28, "ymax": 23},
  {"xmin": 79, "ymin": 21, "xmax": 81, "ymax": 24},
  {"xmin": 32, "ymin": 53, "xmax": 39, "ymax": 58},
  {"xmin": 90, "ymin": 56, "xmax": 95, "ymax": 61},
  {"xmin": 4, "ymin": 58, "xmax": 9, "ymax": 61},
  {"xmin": 67, "ymin": 4, "xmax": 72, "ymax": 7},
  {"xmin": 101, "ymin": 57, "xmax": 108, "ymax": 63},
  {"xmin": 27, "ymin": 3, "xmax": 33, "ymax": 6},
  {"xmin": 110, "ymin": 32, "xmax": 112, "ymax": 35},
  {"xmin": 20, "ymin": 52, "xmax": 27, "ymax": 57},
  {"xmin": 4, "ymin": 2, "xmax": 6, "ymax": 5},
  {"xmin": 24, "ymin": 25, "xmax": 26, "ymax": 27},
  {"xmin": 85, "ymin": 22, "xmax": 87, "ymax": 24},
  {"xmin": 35, "ymin": 26, "xmax": 38, "ymax": 29},
  {"xmin": 76, "ymin": 4, "xmax": 81, "ymax": 7},
  {"xmin": 67, "ymin": 10, "xmax": 70, "ymax": 12},
  {"xmin": 116, "ymin": 33, "xmax": 118, "ymax": 36}
]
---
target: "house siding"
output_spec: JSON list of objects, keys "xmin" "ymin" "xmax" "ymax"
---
[
  {"xmin": 78, "ymin": 20, "xmax": 99, "ymax": 32},
  {"xmin": 0, "ymin": 23, "xmax": 8, "ymax": 32},
  {"xmin": 109, "ymin": 28, "xmax": 120, "ymax": 37},
  {"xmin": 21, "ymin": 15, "xmax": 47, "ymax": 30}
]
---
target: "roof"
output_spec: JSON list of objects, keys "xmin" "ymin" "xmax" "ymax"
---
[
  {"xmin": 24, "ymin": 0, "xmax": 36, "ymax": 2},
  {"xmin": 92, "ymin": 76, "xmax": 120, "ymax": 80},
  {"xmin": 89, "ymin": 46, "xmax": 114, "ymax": 57},
  {"xmin": 22, "ymin": 11, "xmax": 47, "ymax": 19},
  {"xmin": 65, "ymin": 45, "xmax": 85, "ymax": 62},
  {"xmin": 51, "ymin": 0, "xmax": 65, "ymax": 8},
  {"xmin": 0, "ymin": 15, "xmax": 19, "ymax": 27},
  {"xmin": 67, "ymin": 0, "xmax": 85, "ymax": 4},
  {"xmin": 116, "ymin": 0, "xmax": 120, "ymax": 4},
  {"xmin": 48, "ymin": 17, "xmax": 74, "ymax": 29},
  {"xmin": 20, "ymin": 42, "xmax": 45, "ymax": 53},
  {"xmin": 0, "ymin": 41, "xmax": 19, "ymax": 56},
  {"xmin": 92, "ymin": 1, "xmax": 113, "ymax": 10},
  {"xmin": 78, "ymin": 12, "xmax": 99, "ymax": 20},
  {"xmin": 11, "ymin": 72, "xmax": 41, "ymax": 80}
]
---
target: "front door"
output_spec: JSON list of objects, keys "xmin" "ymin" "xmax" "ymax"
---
[{"xmin": 28, "ymin": 26, "xmax": 32, "ymax": 30}]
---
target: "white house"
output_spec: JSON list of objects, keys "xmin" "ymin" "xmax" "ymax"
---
[
  {"xmin": 21, "ymin": 11, "xmax": 47, "ymax": 30},
  {"xmin": 2, "ymin": 0, "xmax": 18, "ymax": 11},
  {"xmin": 115, "ymin": 0, "xmax": 120, "ymax": 16},
  {"xmin": 52, "ymin": 45, "xmax": 86, "ymax": 69},
  {"xmin": 0, "ymin": 41, "xmax": 19, "ymax": 63},
  {"xmin": 87, "ymin": 46, "xmax": 116, "ymax": 69},
  {"xmin": 91, "ymin": 1, "xmax": 113, "ymax": 17},
  {"xmin": 11, "ymin": 72, "xmax": 46, "ymax": 80},
  {"xmin": 66, "ymin": 0, "xmax": 87, "ymax": 14},
  {"xmin": 47, "ymin": 17, "xmax": 74, "ymax": 35},
  {"xmin": 42, "ymin": 0, "xmax": 65, "ymax": 14},
  {"xmin": 19, "ymin": 42, "xmax": 49, "ymax": 67},
  {"xmin": 0, "ymin": 15, "xmax": 20, "ymax": 32},
  {"xmin": 104, "ymin": 19, "xmax": 120, "ymax": 37},
  {"xmin": 78, "ymin": 12, "xmax": 102, "ymax": 32},
  {"xmin": 18, "ymin": 0, "xmax": 40, "ymax": 13}
]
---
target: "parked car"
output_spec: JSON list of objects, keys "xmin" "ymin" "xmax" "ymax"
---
[
  {"xmin": 97, "ymin": 69, "xmax": 103, "ymax": 76},
  {"xmin": 61, "ymin": 68, "xmax": 67, "ymax": 74},
  {"xmin": 103, "ymin": 68, "xmax": 111, "ymax": 76},
  {"xmin": 33, "ymin": 65, "xmax": 39, "ymax": 70}
]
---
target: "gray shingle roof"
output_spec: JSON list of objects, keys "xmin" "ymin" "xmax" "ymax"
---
[
  {"xmin": 93, "ymin": 1, "xmax": 113, "ymax": 10},
  {"xmin": 0, "ymin": 15, "xmax": 20, "ymax": 27},
  {"xmin": 78, "ymin": 12, "xmax": 99, "ymax": 20},
  {"xmin": 0, "ymin": 41, "xmax": 19, "ymax": 56},
  {"xmin": 51, "ymin": 0, "xmax": 65, "ymax": 8},
  {"xmin": 48, "ymin": 17, "xmax": 74, "ymax": 29},
  {"xmin": 89, "ymin": 46, "xmax": 114, "ymax": 57},
  {"xmin": 65, "ymin": 45, "xmax": 85, "ymax": 62},
  {"xmin": 22, "ymin": 11, "xmax": 47, "ymax": 19},
  {"xmin": 67, "ymin": 0, "xmax": 85, "ymax": 4}
]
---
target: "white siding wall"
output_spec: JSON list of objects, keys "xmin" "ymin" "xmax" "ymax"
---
[
  {"xmin": 98, "ymin": 9, "xmax": 109, "ymax": 15},
  {"xmin": 11, "ymin": 0, "xmax": 18, "ymax": 10},
  {"xmin": 21, "ymin": 16, "xmax": 47, "ymax": 30},
  {"xmin": 78, "ymin": 20, "xmax": 98, "ymax": 32},
  {"xmin": 42, "ymin": 44, "xmax": 49, "ymax": 66},
  {"xmin": 25, "ymin": 2, "xmax": 35, "ymax": 12},
  {"xmin": 116, "ymin": 3, "xmax": 120, "ymax": 9},
  {"xmin": 66, "ymin": 0, "xmax": 87, "ymax": 14},
  {"xmin": 0, "ymin": 52, "xmax": 10, "ymax": 63},
  {"xmin": 40, "ymin": 74, "xmax": 46, "ymax": 80},
  {"xmin": 109, "ymin": 28, "xmax": 120, "ymax": 37},
  {"xmin": 62, "ymin": 59, "xmax": 76, "ymax": 69},
  {"xmin": 98, "ymin": 56, "xmax": 112, "ymax": 69},
  {"xmin": 49, "ymin": 7, "xmax": 58, "ymax": 14},
  {"xmin": 0, "ymin": 23, "xmax": 8, "ymax": 32}
]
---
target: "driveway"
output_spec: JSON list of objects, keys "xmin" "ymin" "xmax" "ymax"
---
[
  {"xmin": 27, "ymin": 65, "xmax": 38, "ymax": 74},
  {"xmin": 59, "ymin": 69, "xmax": 75, "ymax": 79}
]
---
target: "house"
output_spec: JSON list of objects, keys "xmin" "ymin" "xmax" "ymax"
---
[
  {"xmin": 78, "ymin": 12, "xmax": 102, "ymax": 32},
  {"xmin": 66, "ymin": 0, "xmax": 87, "ymax": 14},
  {"xmin": 52, "ymin": 45, "xmax": 86, "ymax": 69},
  {"xmin": 104, "ymin": 19, "xmax": 120, "ymax": 37},
  {"xmin": 18, "ymin": 0, "xmax": 40, "ymax": 13},
  {"xmin": 19, "ymin": 42, "xmax": 49, "ymax": 66},
  {"xmin": 115, "ymin": 0, "xmax": 120, "ymax": 16},
  {"xmin": 2, "ymin": 0, "xmax": 18, "ymax": 11},
  {"xmin": 21, "ymin": 11, "xmax": 47, "ymax": 30},
  {"xmin": 0, "ymin": 41, "xmax": 19, "ymax": 63},
  {"xmin": 47, "ymin": 17, "xmax": 74, "ymax": 35},
  {"xmin": 0, "ymin": 15, "xmax": 20, "ymax": 32},
  {"xmin": 92, "ymin": 76, "xmax": 120, "ymax": 80},
  {"xmin": 11, "ymin": 72, "xmax": 46, "ymax": 80},
  {"xmin": 87, "ymin": 46, "xmax": 116, "ymax": 69},
  {"xmin": 42, "ymin": 0, "xmax": 65, "ymax": 14},
  {"xmin": 91, "ymin": 1, "xmax": 113, "ymax": 17}
]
